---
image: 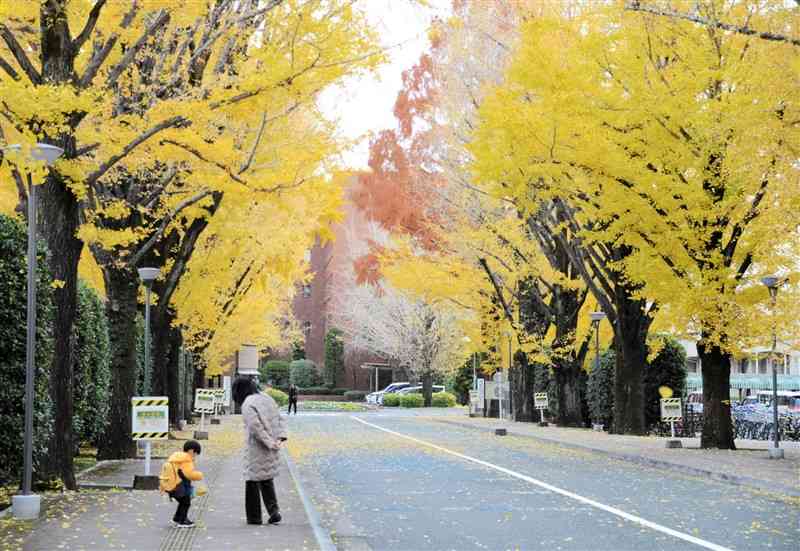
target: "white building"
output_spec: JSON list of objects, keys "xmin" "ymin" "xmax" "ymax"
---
[{"xmin": 680, "ymin": 340, "xmax": 800, "ymax": 396}]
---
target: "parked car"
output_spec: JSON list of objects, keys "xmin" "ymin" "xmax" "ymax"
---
[
  {"xmin": 366, "ymin": 382, "xmax": 410, "ymax": 405},
  {"xmin": 396, "ymin": 385, "xmax": 445, "ymax": 395}
]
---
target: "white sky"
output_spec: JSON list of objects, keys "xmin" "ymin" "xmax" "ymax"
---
[{"xmin": 317, "ymin": 0, "xmax": 451, "ymax": 170}]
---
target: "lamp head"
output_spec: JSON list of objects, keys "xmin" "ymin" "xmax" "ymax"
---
[
  {"xmin": 3, "ymin": 143, "xmax": 64, "ymax": 165},
  {"xmin": 137, "ymin": 267, "xmax": 160, "ymax": 284},
  {"xmin": 30, "ymin": 143, "xmax": 64, "ymax": 165},
  {"xmin": 462, "ymin": 336, "xmax": 471, "ymax": 343},
  {"xmin": 590, "ymin": 311, "xmax": 606, "ymax": 323}
]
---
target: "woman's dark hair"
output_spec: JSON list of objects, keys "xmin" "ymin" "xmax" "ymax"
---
[
  {"xmin": 184, "ymin": 440, "xmax": 202, "ymax": 455},
  {"xmin": 232, "ymin": 376, "xmax": 259, "ymax": 405}
]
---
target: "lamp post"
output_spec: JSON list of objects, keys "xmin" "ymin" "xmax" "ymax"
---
[
  {"xmin": 138, "ymin": 268, "xmax": 159, "ymax": 396},
  {"xmin": 590, "ymin": 311, "xmax": 606, "ymax": 430},
  {"xmin": 761, "ymin": 275, "xmax": 784, "ymax": 460},
  {"xmin": 5, "ymin": 143, "xmax": 64, "ymax": 520}
]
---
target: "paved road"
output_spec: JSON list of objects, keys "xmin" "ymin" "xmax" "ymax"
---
[{"xmin": 285, "ymin": 410, "xmax": 799, "ymax": 551}]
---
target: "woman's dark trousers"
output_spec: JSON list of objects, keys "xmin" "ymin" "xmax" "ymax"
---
[
  {"xmin": 289, "ymin": 399, "xmax": 298, "ymax": 414},
  {"xmin": 246, "ymin": 479, "xmax": 279, "ymax": 523}
]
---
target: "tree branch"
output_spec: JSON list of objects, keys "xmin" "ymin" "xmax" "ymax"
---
[
  {"xmin": 106, "ymin": 10, "xmax": 171, "ymax": 87},
  {"xmin": 625, "ymin": 2, "xmax": 800, "ymax": 47},
  {"xmin": 72, "ymin": 0, "xmax": 108, "ymax": 52},
  {"xmin": 0, "ymin": 24, "xmax": 42, "ymax": 84},
  {"xmin": 161, "ymin": 139, "xmax": 245, "ymax": 185},
  {"xmin": 478, "ymin": 257, "xmax": 516, "ymax": 328},
  {"xmin": 86, "ymin": 115, "xmax": 188, "ymax": 186},
  {"xmin": 129, "ymin": 190, "xmax": 213, "ymax": 267},
  {"xmin": 0, "ymin": 55, "xmax": 19, "ymax": 80}
]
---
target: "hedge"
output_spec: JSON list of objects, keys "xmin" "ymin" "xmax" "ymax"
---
[
  {"xmin": 587, "ymin": 350, "xmax": 615, "ymax": 428},
  {"xmin": 431, "ymin": 392, "xmax": 457, "ymax": 407},
  {"xmin": 344, "ymin": 390, "xmax": 369, "ymax": 402},
  {"xmin": 0, "ymin": 214, "xmax": 54, "ymax": 485},
  {"xmin": 260, "ymin": 360, "xmax": 290, "ymax": 388},
  {"xmin": 382, "ymin": 393, "xmax": 400, "ymax": 407},
  {"xmin": 72, "ymin": 282, "xmax": 111, "ymax": 448},
  {"xmin": 265, "ymin": 388, "xmax": 289, "ymax": 407},
  {"xmin": 400, "ymin": 393, "xmax": 424, "ymax": 408},
  {"xmin": 290, "ymin": 359, "xmax": 323, "ymax": 388},
  {"xmin": 644, "ymin": 337, "xmax": 687, "ymax": 430}
]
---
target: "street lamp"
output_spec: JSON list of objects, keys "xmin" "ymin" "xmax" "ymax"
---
[
  {"xmin": 590, "ymin": 312, "xmax": 606, "ymax": 430},
  {"xmin": 761, "ymin": 275, "xmax": 784, "ymax": 460},
  {"xmin": 4, "ymin": 143, "xmax": 64, "ymax": 520},
  {"xmin": 138, "ymin": 267, "xmax": 160, "ymax": 396}
]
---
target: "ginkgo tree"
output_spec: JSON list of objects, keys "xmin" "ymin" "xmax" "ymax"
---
[
  {"xmin": 0, "ymin": 0, "xmax": 382, "ymax": 484},
  {"xmin": 470, "ymin": 1, "xmax": 800, "ymax": 447}
]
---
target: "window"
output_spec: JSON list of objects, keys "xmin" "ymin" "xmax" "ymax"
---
[
  {"xmin": 739, "ymin": 359, "xmax": 748, "ymax": 374},
  {"xmin": 302, "ymin": 283, "xmax": 312, "ymax": 298},
  {"xmin": 758, "ymin": 356, "xmax": 768, "ymax": 374},
  {"xmin": 686, "ymin": 358, "xmax": 698, "ymax": 373}
]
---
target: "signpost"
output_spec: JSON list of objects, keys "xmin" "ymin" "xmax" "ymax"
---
[
  {"xmin": 469, "ymin": 390, "xmax": 483, "ymax": 417},
  {"xmin": 194, "ymin": 389, "xmax": 215, "ymax": 439},
  {"xmin": 534, "ymin": 392, "xmax": 548, "ymax": 426},
  {"xmin": 223, "ymin": 376, "xmax": 232, "ymax": 409},
  {"xmin": 210, "ymin": 388, "xmax": 225, "ymax": 424},
  {"xmin": 660, "ymin": 397, "xmax": 683, "ymax": 448},
  {"xmin": 131, "ymin": 396, "xmax": 168, "ymax": 489}
]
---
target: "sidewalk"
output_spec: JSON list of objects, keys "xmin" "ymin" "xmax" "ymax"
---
[
  {"xmin": 5, "ymin": 415, "xmax": 322, "ymax": 551},
  {"xmin": 433, "ymin": 416, "xmax": 800, "ymax": 497}
]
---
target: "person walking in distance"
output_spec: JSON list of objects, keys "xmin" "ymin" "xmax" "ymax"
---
[
  {"xmin": 232, "ymin": 377, "xmax": 287, "ymax": 525},
  {"xmin": 288, "ymin": 383, "xmax": 299, "ymax": 415}
]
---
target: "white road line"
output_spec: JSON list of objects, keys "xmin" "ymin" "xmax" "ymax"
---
[{"xmin": 353, "ymin": 417, "xmax": 733, "ymax": 551}]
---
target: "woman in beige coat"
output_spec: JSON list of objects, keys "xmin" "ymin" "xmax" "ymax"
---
[{"xmin": 232, "ymin": 377, "xmax": 287, "ymax": 525}]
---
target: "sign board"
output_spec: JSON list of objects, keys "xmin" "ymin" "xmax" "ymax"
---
[
  {"xmin": 660, "ymin": 398, "xmax": 682, "ymax": 422},
  {"xmin": 477, "ymin": 378, "xmax": 485, "ymax": 404},
  {"xmin": 469, "ymin": 390, "xmax": 481, "ymax": 415},
  {"xmin": 223, "ymin": 376, "xmax": 231, "ymax": 406},
  {"xmin": 237, "ymin": 344, "xmax": 259, "ymax": 376},
  {"xmin": 534, "ymin": 393, "xmax": 548, "ymax": 409},
  {"xmin": 131, "ymin": 396, "xmax": 168, "ymax": 439},
  {"xmin": 194, "ymin": 389, "xmax": 216, "ymax": 413},
  {"xmin": 210, "ymin": 388, "xmax": 225, "ymax": 413}
]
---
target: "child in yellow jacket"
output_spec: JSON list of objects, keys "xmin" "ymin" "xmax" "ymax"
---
[{"xmin": 167, "ymin": 441, "xmax": 204, "ymax": 528}]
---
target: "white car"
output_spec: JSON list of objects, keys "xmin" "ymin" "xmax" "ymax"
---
[
  {"xmin": 366, "ymin": 382, "xmax": 410, "ymax": 405},
  {"xmin": 397, "ymin": 385, "xmax": 445, "ymax": 395}
]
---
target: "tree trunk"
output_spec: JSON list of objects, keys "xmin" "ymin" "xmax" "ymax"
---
[
  {"xmin": 96, "ymin": 264, "xmax": 138, "ymax": 460},
  {"xmin": 39, "ymin": 170, "xmax": 82, "ymax": 490},
  {"xmin": 151, "ymin": 308, "xmax": 181, "ymax": 424},
  {"xmin": 611, "ymin": 288, "xmax": 650, "ymax": 435},
  {"xmin": 554, "ymin": 362, "xmax": 585, "ymax": 426},
  {"xmin": 422, "ymin": 370, "xmax": 433, "ymax": 407},
  {"xmin": 698, "ymin": 339, "xmax": 736, "ymax": 449},
  {"xmin": 510, "ymin": 352, "xmax": 535, "ymax": 422}
]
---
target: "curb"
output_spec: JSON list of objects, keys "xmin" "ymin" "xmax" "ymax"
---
[
  {"xmin": 434, "ymin": 418, "xmax": 800, "ymax": 498},
  {"xmin": 283, "ymin": 449, "xmax": 337, "ymax": 551}
]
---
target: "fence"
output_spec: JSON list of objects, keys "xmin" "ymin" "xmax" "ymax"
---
[{"xmin": 651, "ymin": 402, "xmax": 800, "ymax": 441}]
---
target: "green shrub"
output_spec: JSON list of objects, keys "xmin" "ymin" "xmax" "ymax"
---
[
  {"xmin": 382, "ymin": 393, "xmax": 400, "ymax": 407},
  {"xmin": 332, "ymin": 388, "xmax": 349, "ymax": 396},
  {"xmin": 265, "ymin": 388, "xmax": 288, "ymax": 407},
  {"xmin": 260, "ymin": 360, "xmax": 290, "ymax": 387},
  {"xmin": 324, "ymin": 328, "xmax": 345, "ymax": 387},
  {"xmin": 0, "ymin": 214, "xmax": 54, "ymax": 485},
  {"xmin": 644, "ymin": 337, "xmax": 687, "ymax": 430},
  {"xmin": 431, "ymin": 392, "xmax": 457, "ymax": 407},
  {"xmin": 400, "ymin": 393, "xmax": 424, "ymax": 408},
  {"xmin": 300, "ymin": 386, "xmax": 331, "ymax": 395},
  {"xmin": 343, "ymin": 390, "xmax": 368, "ymax": 402},
  {"xmin": 587, "ymin": 350, "xmax": 615, "ymax": 428},
  {"xmin": 73, "ymin": 282, "xmax": 111, "ymax": 447},
  {"xmin": 290, "ymin": 359, "xmax": 322, "ymax": 388}
]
